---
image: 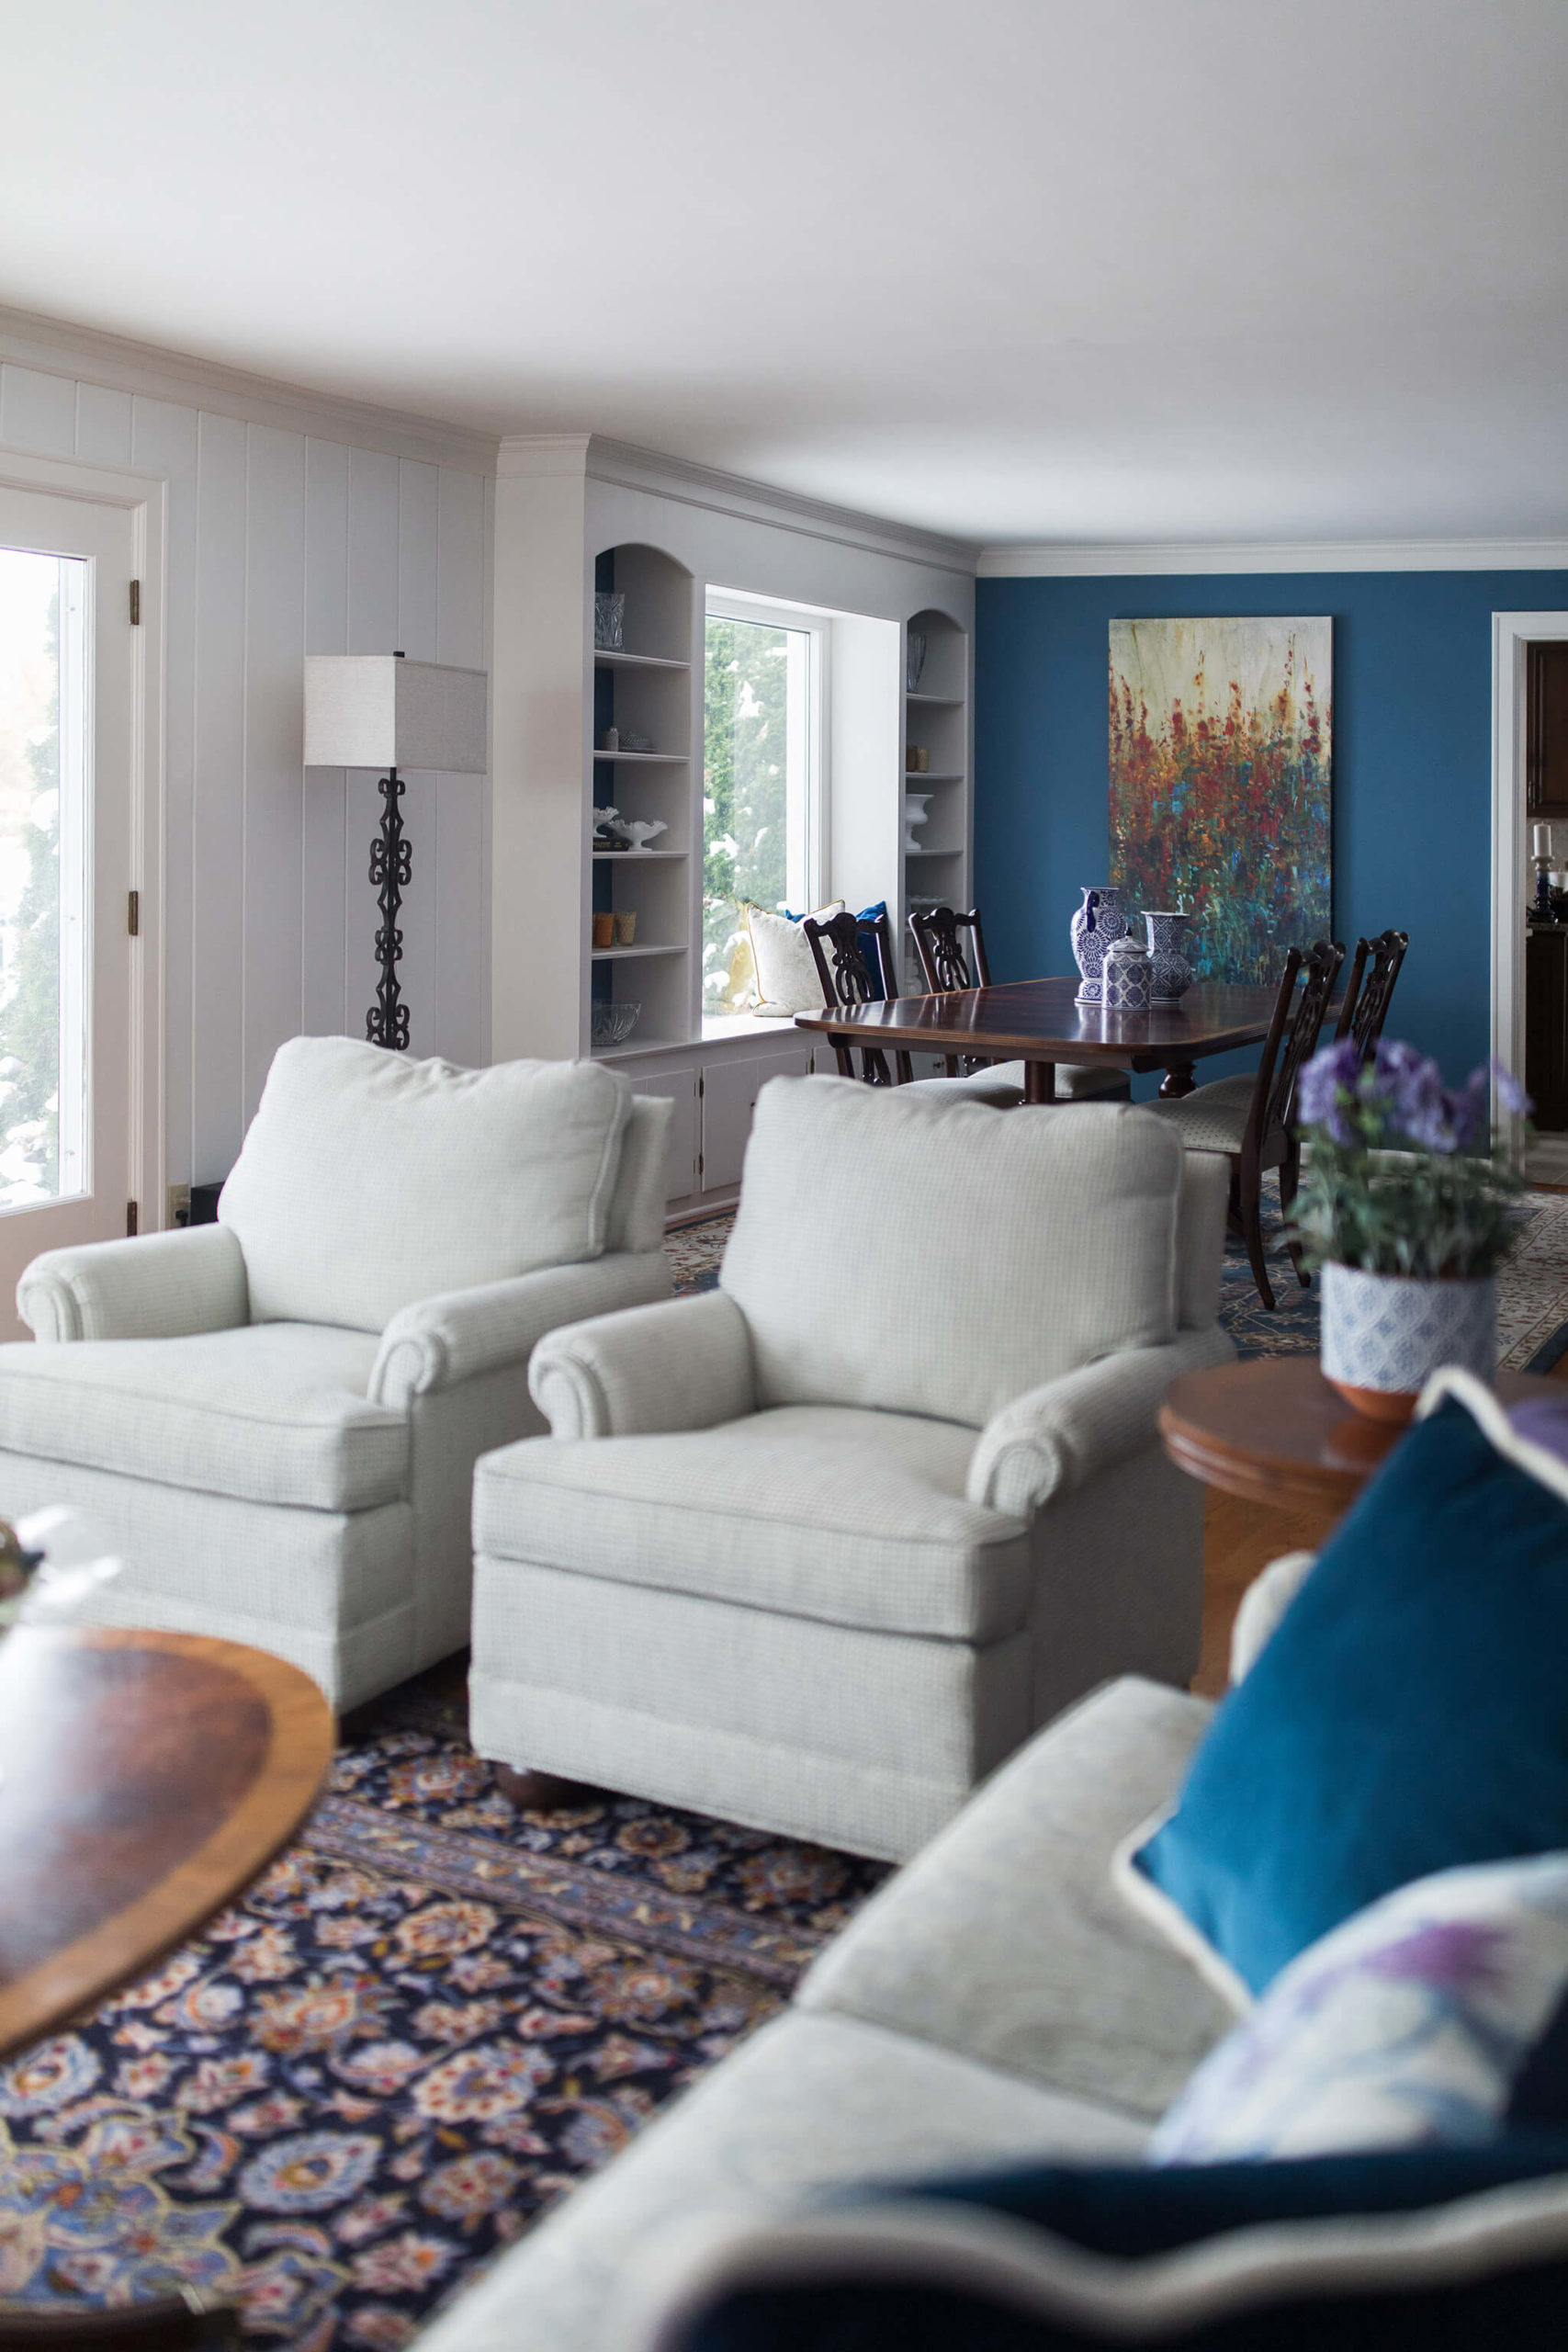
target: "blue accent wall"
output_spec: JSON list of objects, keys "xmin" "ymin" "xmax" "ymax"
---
[{"xmin": 975, "ymin": 571, "xmax": 1568, "ymax": 1089}]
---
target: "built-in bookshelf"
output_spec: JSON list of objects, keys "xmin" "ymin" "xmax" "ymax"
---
[
  {"xmin": 899, "ymin": 607, "xmax": 971, "ymax": 992},
  {"xmin": 588, "ymin": 544, "xmax": 700, "ymax": 1057}
]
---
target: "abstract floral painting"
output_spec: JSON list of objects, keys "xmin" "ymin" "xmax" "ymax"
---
[{"xmin": 1109, "ymin": 616, "xmax": 1332, "ymax": 985}]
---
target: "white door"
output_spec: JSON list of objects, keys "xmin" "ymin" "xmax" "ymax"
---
[{"xmin": 0, "ymin": 487, "xmax": 135, "ymax": 1340}]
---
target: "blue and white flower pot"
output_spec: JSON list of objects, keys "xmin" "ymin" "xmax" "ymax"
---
[
  {"xmin": 1070, "ymin": 886, "xmax": 1129, "ymax": 1005},
  {"xmin": 1320, "ymin": 1261, "xmax": 1497, "ymax": 1422}
]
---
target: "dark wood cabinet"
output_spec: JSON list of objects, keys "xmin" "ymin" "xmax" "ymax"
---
[
  {"xmin": 1527, "ymin": 925, "xmax": 1568, "ymax": 1130},
  {"xmin": 1527, "ymin": 642, "xmax": 1568, "ymax": 822}
]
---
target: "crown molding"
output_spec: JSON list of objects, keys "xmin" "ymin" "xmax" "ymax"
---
[
  {"xmin": 495, "ymin": 433, "xmax": 592, "ymax": 479},
  {"xmin": 0, "ymin": 302, "xmax": 500, "ymax": 475},
  {"xmin": 581, "ymin": 435, "xmax": 978, "ymax": 576},
  {"xmin": 977, "ymin": 537, "xmax": 1568, "ymax": 578}
]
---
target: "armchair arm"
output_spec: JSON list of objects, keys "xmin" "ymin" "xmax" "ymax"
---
[
  {"xmin": 370, "ymin": 1249, "xmax": 670, "ymax": 1409},
  {"xmin": 528, "ymin": 1289, "xmax": 755, "ymax": 1440},
  {"xmin": 967, "ymin": 1324, "xmax": 1235, "ymax": 1518},
  {"xmin": 17, "ymin": 1223, "xmax": 249, "ymax": 1342}
]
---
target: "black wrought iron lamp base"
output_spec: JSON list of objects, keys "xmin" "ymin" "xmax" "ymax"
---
[{"xmin": 367, "ymin": 767, "xmax": 412, "ymax": 1050}]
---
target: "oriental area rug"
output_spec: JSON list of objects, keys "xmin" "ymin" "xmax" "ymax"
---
[{"xmin": 5, "ymin": 1187, "xmax": 1568, "ymax": 2346}]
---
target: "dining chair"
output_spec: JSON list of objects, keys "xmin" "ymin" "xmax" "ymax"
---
[
  {"xmin": 1149, "ymin": 938, "xmax": 1345, "ymax": 1309},
  {"xmin": 1335, "ymin": 928, "xmax": 1408, "ymax": 1059},
  {"xmin": 803, "ymin": 910, "xmax": 1024, "ymax": 1104},
  {"xmin": 908, "ymin": 905, "xmax": 1131, "ymax": 1099}
]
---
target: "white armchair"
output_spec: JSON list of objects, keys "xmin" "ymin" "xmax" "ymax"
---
[
  {"xmin": 0, "ymin": 1037, "xmax": 672, "ymax": 1709},
  {"xmin": 468, "ymin": 1074, "xmax": 1233, "ymax": 1860}
]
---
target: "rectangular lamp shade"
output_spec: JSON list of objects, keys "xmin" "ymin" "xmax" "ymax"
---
[{"xmin": 304, "ymin": 655, "xmax": 488, "ymax": 773}]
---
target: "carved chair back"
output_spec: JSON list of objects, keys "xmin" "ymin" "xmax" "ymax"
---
[
  {"xmin": 1334, "ymin": 929, "xmax": 1409, "ymax": 1061},
  {"xmin": 908, "ymin": 905, "xmax": 995, "ymax": 1076},
  {"xmin": 1246, "ymin": 937, "xmax": 1346, "ymax": 1164},
  {"xmin": 802, "ymin": 909, "xmax": 911, "ymax": 1086}
]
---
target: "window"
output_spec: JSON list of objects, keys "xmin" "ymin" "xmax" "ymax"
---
[
  {"xmin": 0, "ymin": 547, "xmax": 87, "ymax": 1206},
  {"xmin": 703, "ymin": 593, "xmax": 826, "ymax": 1015}
]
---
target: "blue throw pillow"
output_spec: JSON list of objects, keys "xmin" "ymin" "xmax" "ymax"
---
[
  {"xmin": 674, "ymin": 2135, "xmax": 1568, "ymax": 2351},
  {"xmin": 1121, "ymin": 1377, "xmax": 1568, "ymax": 1999}
]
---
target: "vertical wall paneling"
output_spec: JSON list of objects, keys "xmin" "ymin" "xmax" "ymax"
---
[
  {"xmin": 130, "ymin": 395, "xmax": 200, "ymax": 1185},
  {"xmin": 302, "ymin": 438, "xmax": 349, "ymax": 1040},
  {"xmin": 191, "ymin": 412, "xmax": 250, "ymax": 1180},
  {"xmin": 0, "ymin": 365, "xmax": 77, "ymax": 456},
  {"xmin": 344, "ymin": 449, "xmax": 401, "ymax": 1044},
  {"xmin": 396, "ymin": 459, "xmax": 440, "ymax": 1057},
  {"xmin": 435, "ymin": 467, "xmax": 489, "ymax": 1067},
  {"xmin": 73, "ymin": 384, "xmax": 133, "ymax": 468},
  {"xmin": 243, "ymin": 425, "xmax": 307, "ymax": 1124}
]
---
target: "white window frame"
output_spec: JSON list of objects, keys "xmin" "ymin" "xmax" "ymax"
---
[{"xmin": 705, "ymin": 587, "xmax": 831, "ymax": 914}]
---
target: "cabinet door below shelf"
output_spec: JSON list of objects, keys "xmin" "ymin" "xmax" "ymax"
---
[
  {"xmin": 628, "ymin": 1066, "xmax": 700, "ymax": 1200},
  {"xmin": 700, "ymin": 1046, "xmax": 816, "ymax": 1193},
  {"xmin": 1527, "ymin": 930, "xmax": 1568, "ymax": 1133}
]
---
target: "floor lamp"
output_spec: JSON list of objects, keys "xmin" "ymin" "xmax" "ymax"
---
[{"xmin": 304, "ymin": 652, "xmax": 488, "ymax": 1049}]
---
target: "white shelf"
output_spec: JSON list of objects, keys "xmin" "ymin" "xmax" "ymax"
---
[
  {"xmin": 593, "ymin": 649, "xmax": 691, "ymax": 672},
  {"xmin": 591, "ymin": 848, "xmax": 688, "ymax": 860},
  {"xmin": 592, "ymin": 1034, "xmax": 687, "ymax": 1059},
  {"xmin": 906, "ymin": 691, "xmax": 963, "ymax": 707},
  {"xmin": 906, "ymin": 845, "xmax": 964, "ymax": 859},
  {"xmin": 590, "ymin": 942, "xmax": 687, "ymax": 960},
  {"xmin": 592, "ymin": 749, "xmax": 689, "ymax": 764},
  {"xmin": 903, "ymin": 772, "xmax": 964, "ymax": 785}
]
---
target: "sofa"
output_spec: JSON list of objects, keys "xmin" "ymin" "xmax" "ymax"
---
[
  {"xmin": 0, "ymin": 1038, "xmax": 672, "ymax": 1708},
  {"xmin": 467, "ymin": 1077, "xmax": 1234, "ymax": 1860},
  {"xmin": 415, "ymin": 1567, "xmax": 1313, "ymax": 2352}
]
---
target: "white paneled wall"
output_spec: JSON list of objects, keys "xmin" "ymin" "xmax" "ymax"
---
[{"xmin": 0, "ymin": 358, "xmax": 492, "ymax": 1192}]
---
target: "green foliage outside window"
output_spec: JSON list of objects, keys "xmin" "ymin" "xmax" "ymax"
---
[
  {"xmin": 703, "ymin": 616, "xmax": 791, "ymax": 1008},
  {"xmin": 0, "ymin": 590, "xmax": 61, "ymax": 1197}
]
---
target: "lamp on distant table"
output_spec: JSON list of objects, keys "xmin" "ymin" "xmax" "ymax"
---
[{"xmin": 304, "ymin": 652, "xmax": 488, "ymax": 1048}]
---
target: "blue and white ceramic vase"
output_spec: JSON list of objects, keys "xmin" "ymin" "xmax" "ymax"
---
[
  {"xmin": 1070, "ymin": 886, "xmax": 1129, "ymax": 1005},
  {"xmin": 1320, "ymin": 1262, "xmax": 1496, "ymax": 1422},
  {"xmin": 1144, "ymin": 910, "xmax": 1195, "ymax": 1006},
  {"xmin": 1102, "ymin": 934, "xmax": 1153, "ymax": 1013}
]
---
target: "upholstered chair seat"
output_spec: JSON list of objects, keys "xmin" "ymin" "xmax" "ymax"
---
[
  {"xmin": 468, "ymin": 1074, "xmax": 1233, "ymax": 1860},
  {"xmin": 0, "ymin": 1037, "xmax": 673, "ymax": 1708}
]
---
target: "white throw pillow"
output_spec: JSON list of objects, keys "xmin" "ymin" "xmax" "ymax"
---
[
  {"xmin": 1150, "ymin": 1852, "xmax": 1568, "ymax": 2163},
  {"xmin": 220, "ymin": 1037, "xmax": 631, "ymax": 1332},
  {"xmin": 742, "ymin": 900, "xmax": 846, "ymax": 1016},
  {"xmin": 721, "ymin": 1076, "xmax": 1182, "ymax": 1428}
]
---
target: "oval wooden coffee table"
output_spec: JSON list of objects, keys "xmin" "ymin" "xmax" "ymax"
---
[
  {"xmin": 0, "ymin": 1624, "xmax": 334, "ymax": 2063},
  {"xmin": 1160, "ymin": 1356, "xmax": 1556, "ymax": 1518}
]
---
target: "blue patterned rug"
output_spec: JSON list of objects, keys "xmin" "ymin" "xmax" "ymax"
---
[{"xmin": 0, "ymin": 1675, "xmax": 886, "ymax": 2346}]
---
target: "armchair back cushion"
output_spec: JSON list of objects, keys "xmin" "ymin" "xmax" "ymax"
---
[
  {"xmin": 720, "ymin": 1078, "xmax": 1184, "ymax": 1429},
  {"xmin": 220, "ymin": 1037, "xmax": 631, "ymax": 1332}
]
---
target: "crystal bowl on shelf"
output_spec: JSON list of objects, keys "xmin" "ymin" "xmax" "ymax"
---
[{"xmin": 591, "ymin": 1001, "xmax": 641, "ymax": 1049}]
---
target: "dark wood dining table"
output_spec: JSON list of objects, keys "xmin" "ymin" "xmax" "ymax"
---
[{"xmin": 794, "ymin": 977, "xmax": 1288, "ymax": 1102}]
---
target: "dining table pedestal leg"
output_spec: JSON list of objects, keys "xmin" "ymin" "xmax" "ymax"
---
[
  {"xmin": 1023, "ymin": 1060, "xmax": 1058, "ymax": 1104},
  {"xmin": 1158, "ymin": 1061, "xmax": 1197, "ymax": 1099}
]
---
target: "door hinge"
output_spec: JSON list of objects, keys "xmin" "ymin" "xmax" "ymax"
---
[
  {"xmin": 697, "ymin": 1073, "xmax": 705, "ymax": 1096},
  {"xmin": 129, "ymin": 579, "xmax": 141, "ymax": 627},
  {"xmin": 697, "ymin": 1152, "xmax": 704, "ymax": 1176},
  {"xmin": 126, "ymin": 1200, "xmax": 139, "ymax": 1237},
  {"xmin": 127, "ymin": 888, "xmax": 140, "ymax": 937}
]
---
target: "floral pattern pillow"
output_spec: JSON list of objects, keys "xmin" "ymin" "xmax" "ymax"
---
[{"xmin": 1150, "ymin": 1853, "xmax": 1568, "ymax": 2164}]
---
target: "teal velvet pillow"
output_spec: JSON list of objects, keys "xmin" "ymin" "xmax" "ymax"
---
[{"xmin": 1122, "ymin": 1375, "xmax": 1568, "ymax": 2000}]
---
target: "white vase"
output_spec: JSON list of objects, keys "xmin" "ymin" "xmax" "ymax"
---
[
  {"xmin": 1320, "ymin": 1261, "xmax": 1497, "ymax": 1423},
  {"xmin": 903, "ymin": 792, "xmax": 932, "ymax": 854}
]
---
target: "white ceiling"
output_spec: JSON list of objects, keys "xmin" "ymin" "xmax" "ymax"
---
[{"xmin": 6, "ymin": 0, "xmax": 1568, "ymax": 547}]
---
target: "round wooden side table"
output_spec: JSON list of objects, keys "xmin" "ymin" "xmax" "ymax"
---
[{"xmin": 1159, "ymin": 1356, "xmax": 1557, "ymax": 1518}]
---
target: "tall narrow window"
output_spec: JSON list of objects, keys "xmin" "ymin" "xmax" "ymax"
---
[
  {"xmin": 0, "ymin": 548, "xmax": 86, "ymax": 1207},
  {"xmin": 704, "ymin": 596, "xmax": 824, "ymax": 1015}
]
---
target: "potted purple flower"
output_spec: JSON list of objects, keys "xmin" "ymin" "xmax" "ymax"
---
[{"xmin": 1291, "ymin": 1039, "xmax": 1530, "ymax": 1421}]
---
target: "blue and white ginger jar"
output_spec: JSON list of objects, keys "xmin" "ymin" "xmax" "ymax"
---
[{"xmin": 1070, "ymin": 886, "xmax": 1129, "ymax": 1005}]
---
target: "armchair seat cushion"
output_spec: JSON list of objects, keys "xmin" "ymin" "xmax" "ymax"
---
[
  {"xmin": 474, "ymin": 1406, "xmax": 1031, "ymax": 1640},
  {"xmin": 0, "ymin": 1323, "xmax": 406, "ymax": 1510}
]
